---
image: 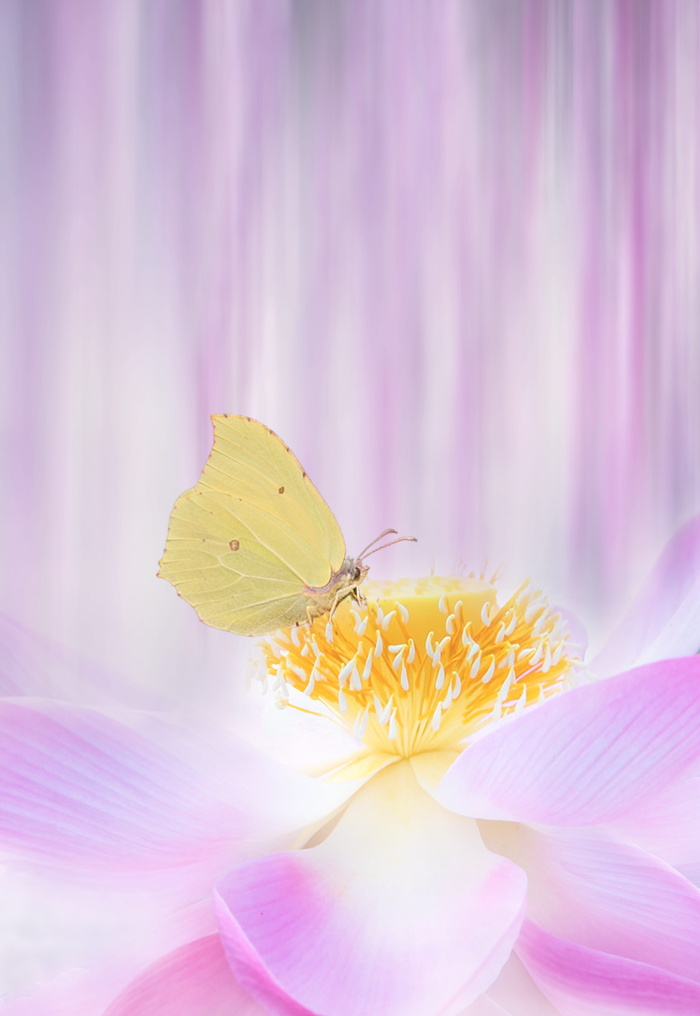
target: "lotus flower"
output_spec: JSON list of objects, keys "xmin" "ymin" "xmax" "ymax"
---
[{"xmin": 2, "ymin": 516, "xmax": 700, "ymax": 1016}]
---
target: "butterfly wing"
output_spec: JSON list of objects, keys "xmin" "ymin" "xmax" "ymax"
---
[{"xmin": 158, "ymin": 416, "xmax": 347, "ymax": 636}]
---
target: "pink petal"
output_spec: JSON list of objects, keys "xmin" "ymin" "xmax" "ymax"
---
[
  {"xmin": 215, "ymin": 762, "xmax": 527, "ymax": 1016},
  {"xmin": 436, "ymin": 657, "xmax": 700, "ymax": 825},
  {"xmin": 0, "ymin": 971, "xmax": 111, "ymax": 1016},
  {"xmin": 483, "ymin": 954, "xmax": 562, "ymax": 1016},
  {"xmin": 517, "ymin": 920, "xmax": 700, "ymax": 1015},
  {"xmin": 0, "ymin": 700, "xmax": 348, "ymax": 884},
  {"xmin": 591, "ymin": 514, "xmax": 700, "ymax": 677},
  {"xmin": 498, "ymin": 825, "xmax": 700, "ymax": 982},
  {"xmin": 102, "ymin": 936, "xmax": 264, "ymax": 1016},
  {"xmin": 610, "ymin": 772, "xmax": 700, "ymax": 885},
  {"xmin": 458, "ymin": 998, "xmax": 512, "ymax": 1016}
]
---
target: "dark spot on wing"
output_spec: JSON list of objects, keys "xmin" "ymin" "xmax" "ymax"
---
[
  {"xmin": 278, "ymin": 485, "xmax": 285, "ymax": 494},
  {"xmin": 229, "ymin": 539, "xmax": 240, "ymax": 551}
]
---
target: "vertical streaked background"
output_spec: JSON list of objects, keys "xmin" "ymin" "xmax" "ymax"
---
[
  {"xmin": 1, "ymin": 0, "xmax": 700, "ymax": 704},
  {"xmin": 2, "ymin": 0, "xmax": 700, "ymax": 1000}
]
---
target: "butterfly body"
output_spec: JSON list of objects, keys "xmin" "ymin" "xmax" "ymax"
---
[
  {"xmin": 301, "ymin": 555, "xmax": 369, "ymax": 623},
  {"xmin": 159, "ymin": 415, "xmax": 369, "ymax": 636}
]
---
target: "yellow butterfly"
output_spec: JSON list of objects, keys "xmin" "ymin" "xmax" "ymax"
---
[{"xmin": 158, "ymin": 415, "xmax": 414, "ymax": 636}]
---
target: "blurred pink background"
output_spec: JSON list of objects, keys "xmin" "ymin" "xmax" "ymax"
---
[
  {"xmin": 2, "ymin": 1, "xmax": 700, "ymax": 1000},
  {"xmin": 2, "ymin": 1, "xmax": 700, "ymax": 701}
]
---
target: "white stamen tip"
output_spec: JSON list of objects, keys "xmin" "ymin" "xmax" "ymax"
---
[
  {"xmin": 381, "ymin": 611, "xmax": 396, "ymax": 630},
  {"xmin": 375, "ymin": 632, "xmax": 384, "ymax": 655},
  {"xmin": 525, "ymin": 598, "xmax": 544, "ymax": 623},
  {"xmin": 338, "ymin": 660, "xmax": 354, "ymax": 687},
  {"xmin": 435, "ymin": 664, "xmax": 445, "ymax": 690},
  {"xmin": 497, "ymin": 668, "xmax": 515, "ymax": 703},
  {"xmin": 388, "ymin": 710, "xmax": 398, "ymax": 741},
  {"xmin": 438, "ymin": 594, "xmax": 448, "ymax": 614},
  {"xmin": 374, "ymin": 696, "xmax": 393, "ymax": 725},
  {"xmin": 338, "ymin": 688, "xmax": 348, "ymax": 713},
  {"xmin": 551, "ymin": 642, "xmax": 565, "ymax": 666},
  {"xmin": 400, "ymin": 663, "xmax": 410, "ymax": 691},
  {"xmin": 390, "ymin": 645, "xmax": 405, "ymax": 670},
  {"xmin": 533, "ymin": 614, "xmax": 548, "ymax": 636},
  {"xmin": 355, "ymin": 615, "xmax": 369, "ymax": 637},
  {"xmin": 325, "ymin": 621, "xmax": 334, "ymax": 643},
  {"xmin": 481, "ymin": 657, "xmax": 496, "ymax": 683},
  {"xmin": 469, "ymin": 652, "xmax": 482, "ymax": 680},
  {"xmin": 397, "ymin": 602, "xmax": 409, "ymax": 623},
  {"xmin": 353, "ymin": 708, "xmax": 370, "ymax": 740},
  {"xmin": 480, "ymin": 603, "xmax": 491, "ymax": 626}
]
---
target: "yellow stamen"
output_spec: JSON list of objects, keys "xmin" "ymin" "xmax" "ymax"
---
[{"xmin": 260, "ymin": 576, "xmax": 581, "ymax": 760}]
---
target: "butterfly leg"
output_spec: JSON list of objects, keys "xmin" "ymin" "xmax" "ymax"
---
[{"xmin": 328, "ymin": 585, "xmax": 358, "ymax": 622}]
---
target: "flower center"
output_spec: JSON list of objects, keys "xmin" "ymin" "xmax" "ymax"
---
[{"xmin": 260, "ymin": 576, "xmax": 581, "ymax": 760}]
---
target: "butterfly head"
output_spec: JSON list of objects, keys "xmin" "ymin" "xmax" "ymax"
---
[
  {"xmin": 354, "ymin": 559, "xmax": 370, "ymax": 584},
  {"xmin": 333, "ymin": 556, "xmax": 369, "ymax": 597},
  {"xmin": 348, "ymin": 557, "xmax": 370, "ymax": 593},
  {"xmin": 344, "ymin": 530, "xmax": 417, "ymax": 604}
]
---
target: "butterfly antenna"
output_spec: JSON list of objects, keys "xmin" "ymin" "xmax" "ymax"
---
[
  {"xmin": 356, "ymin": 528, "xmax": 399, "ymax": 559},
  {"xmin": 360, "ymin": 532, "xmax": 418, "ymax": 561}
]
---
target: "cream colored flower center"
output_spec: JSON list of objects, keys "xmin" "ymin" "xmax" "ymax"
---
[{"xmin": 261, "ymin": 576, "xmax": 581, "ymax": 760}]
